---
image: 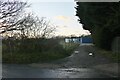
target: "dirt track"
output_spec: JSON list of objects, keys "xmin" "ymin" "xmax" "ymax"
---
[{"xmin": 29, "ymin": 45, "xmax": 112, "ymax": 68}]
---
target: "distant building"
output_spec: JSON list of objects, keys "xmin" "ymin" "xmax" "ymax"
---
[
  {"xmin": 65, "ymin": 38, "xmax": 72, "ymax": 43},
  {"xmin": 81, "ymin": 37, "xmax": 93, "ymax": 44},
  {"xmin": 65, "ymin": 36, "xmax": 93, "ymax": 44},
  {"xmin": 65, "ymin": 37, "xmax": 80, "ymax": 43}
]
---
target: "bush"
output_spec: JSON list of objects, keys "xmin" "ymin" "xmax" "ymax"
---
[
  {"xmin": 97, "ymin": 49, "xmax": 120, "ymax": 62},
  {"xmin": 2, "ymin": 38, "xmax": 79, "ymax": 63}
]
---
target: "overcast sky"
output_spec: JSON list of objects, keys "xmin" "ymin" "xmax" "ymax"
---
[{"xmin": 26, "ymin": 0, "xmax": 90, "ymax": 36}]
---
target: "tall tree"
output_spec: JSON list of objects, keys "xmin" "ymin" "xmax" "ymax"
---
[{"xmin": 75, "ymin": 2, "xmax": 120, "ymax": 50}]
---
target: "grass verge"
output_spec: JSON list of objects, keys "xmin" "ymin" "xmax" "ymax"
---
[{"xmin": 97, "ymin": 49, "xmax": 120, "ymax": 63}]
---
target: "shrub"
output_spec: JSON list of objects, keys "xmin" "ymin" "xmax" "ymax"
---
[{"xmin": 2, "ymin": 38, "xmax": 79, "ymax": 63}]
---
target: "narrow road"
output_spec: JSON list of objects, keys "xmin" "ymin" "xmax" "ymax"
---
[
  {"xmin": 2, "ymin": 45, "xmax": 117, "ymax": 78},
  {"xmin": 55, "ymin": 44, "xmax": 112, "ymax": 68}
]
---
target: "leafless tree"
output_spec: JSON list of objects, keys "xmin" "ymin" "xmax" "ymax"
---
[
  {"xmin": 0, "ymin": 0, "xmax": 56, "ymax": 38},
  {"xmin": 23, "ymin": 17, "xmax": 56, "ymax": 38},
  {"xmin": 0, "ymin": 0, "xmax": 33, "ymax": 34},
  {"xmin": 35, "ymin": 17, "xmax": 56, "ymax": 38}
]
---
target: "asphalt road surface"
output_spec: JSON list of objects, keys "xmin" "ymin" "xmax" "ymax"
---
[{"xmin": 2, "ymin": 45, "xmax": 116, "ymax": 78}]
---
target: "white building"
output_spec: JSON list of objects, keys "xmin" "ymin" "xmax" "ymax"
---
[{"xmin": 65, "ymin": 37, "xmax": 80, "ymax": 43}]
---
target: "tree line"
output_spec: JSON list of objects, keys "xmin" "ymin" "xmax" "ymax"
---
[{"xmin": 75, "ymin": 2, "xmax": 120, "ymax": 50}]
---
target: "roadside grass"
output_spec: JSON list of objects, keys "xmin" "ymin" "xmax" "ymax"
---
[
  {"xmin": 3, "ymin": 52, "xmax": 65, "ymax": 64},
  {"xmin": 61, "ymin": 41, "xmax": 79, "ymax": 55},
  {"xmin": 0, "ymin": 45, "xmax": 2, "ymax": 62},
  {"xmin": 0, "ymin": 46, "xmax": 2, "ymax": 52},
  {"xmin": 97, "ymin": 49, "xmax": 120, "ymax": 63},
  {"xmin": 2, "ymin": 38, "xmax": 79, "ymax": 64}
]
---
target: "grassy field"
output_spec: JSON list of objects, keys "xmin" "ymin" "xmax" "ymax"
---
[
  {"xmin": 2, "ymin": 38, "xmax": 79, "ymax": 64},
  {"xmin": 97, "ymin": 49, "xmax": 120, "ymax": 63}
]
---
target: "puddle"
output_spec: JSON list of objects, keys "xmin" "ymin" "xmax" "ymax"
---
[
  {"xmin": 3, "ymin": 64, "xmax": 111, "ymax": 78},
  {"xmin": 58, "ymin": 68, "xmax": 91, "ymax": 73}
]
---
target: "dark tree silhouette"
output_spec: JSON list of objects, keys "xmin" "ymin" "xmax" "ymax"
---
[{"xmin": 75, "ymin": 2, "xmax": 120, "ymax": 50}]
